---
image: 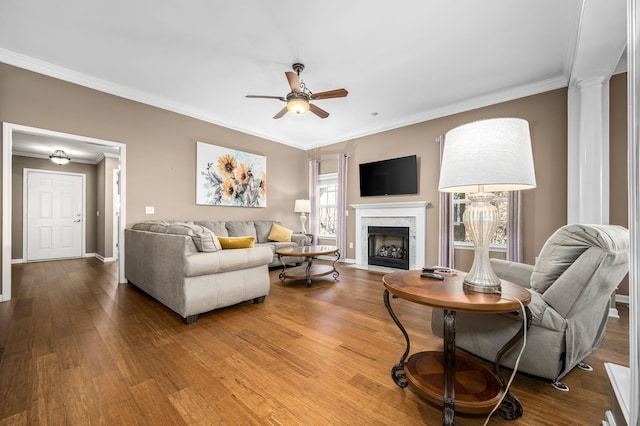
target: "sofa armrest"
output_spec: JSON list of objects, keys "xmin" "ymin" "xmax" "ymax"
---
[
  {"xmin": 490, "ymin": 258, "xmax": 533, "ymax": 289},
  {"xmin": 291, "ymin": 233, "xmax": 312, "ymax": 247}
]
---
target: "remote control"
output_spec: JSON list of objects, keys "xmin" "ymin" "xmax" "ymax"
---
[
  {"xmin": 420, "ymin": 272, "xmax": 444, "ymax": 280},
  {"xmin": 422, "ymin": 267, "xmax": 436, "ymax": 273}
]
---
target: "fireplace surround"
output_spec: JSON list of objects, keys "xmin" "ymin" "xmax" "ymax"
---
[{"xmin": 352, "ymin": 201, "xmax": 429, "ymax": 270}]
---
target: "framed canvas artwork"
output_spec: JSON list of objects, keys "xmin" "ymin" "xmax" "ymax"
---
[{"xmin": 196, "ymin": 142, "xmax": 267, "ymax": 207}]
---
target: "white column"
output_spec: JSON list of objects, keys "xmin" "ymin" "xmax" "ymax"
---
[{"xmin": 567, "ymin": 77, "xmax": 610, "ymax": 225}]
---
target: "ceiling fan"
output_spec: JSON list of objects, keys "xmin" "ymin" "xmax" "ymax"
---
[{"xmin": 246, "ymin": 63, "xmax": 348, "ymax": 119}]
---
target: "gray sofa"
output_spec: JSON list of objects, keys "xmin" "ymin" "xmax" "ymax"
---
[
  {"xmin": 431, "ymin": 224, "xmax": 629, "ymax": 390},
  {"xmin": 125, "ymin": 220, "xmax": 310, "ymax": 324},
  {"xmin": 192, "ymin": 220, "xmax": 311, "ymax": 267}
]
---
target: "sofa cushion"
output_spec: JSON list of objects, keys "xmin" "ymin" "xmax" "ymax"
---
[
  {"xmin": 225, "ymin": 221, "xmax": 257, "ymax": 239},
  {"xmin": 195, "ymin": 220, "xmax": 229, "ymax": 237},
  {"xmin": 132, "ymin": 221, "xmax": 170, "ymax": 232},
  {"xmin": 268, "ymin": 223, "xmax": 293, "ymax": 242},
  {"xmin": 254, "ymin": 220, "xmax": 276, "ymax": 243},
  {"xmin": 183, "ymin": 246, "xmax": 273, "ymax": 277},
  {"xmin": 218, "ymin": 236, "xmax": 256, "ymax": 249}
]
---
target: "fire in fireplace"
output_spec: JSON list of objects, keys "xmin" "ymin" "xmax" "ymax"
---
[{"xmin": 367, "ymin": 226, "xmax": 410, "ymax": 270}]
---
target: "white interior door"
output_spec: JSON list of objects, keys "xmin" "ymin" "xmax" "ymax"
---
[{"xmin": 26, "ymin": 170, "xmax": 84, "ymax": 261}]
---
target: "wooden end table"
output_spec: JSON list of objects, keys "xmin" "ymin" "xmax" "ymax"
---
[
  {"xmin": 382, "ymin": 270, "xmax": 531, "ymax": 425},
  {"xmin": 276, "ymin": 245, "xmax": 340, "ymax": 287}
]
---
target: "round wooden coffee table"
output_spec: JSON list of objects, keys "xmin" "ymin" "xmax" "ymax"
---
[
  {"xmin": 382, "ymin": 270, "xmax": 531, "ymax": 425},
  {"xmin": 276, "ymin": 245, "xmax": 340, "ymax": 287}
]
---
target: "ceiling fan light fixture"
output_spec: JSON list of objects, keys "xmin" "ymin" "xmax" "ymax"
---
[
  {"xmin": 50, "ymin": 149, "xmax": 70, "ymax": 165},
  {"xmin": 286, "ymin": 97, "xmax": 309, "ymax": 115}
]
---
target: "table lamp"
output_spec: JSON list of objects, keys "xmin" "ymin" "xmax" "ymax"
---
[
  {"xmin": 438, "ymin": 118, "xmax": 536, "ymax": 293},
  {"xmin": 294, "ymin": 199, "xmax": 311, "ymax": 233}
]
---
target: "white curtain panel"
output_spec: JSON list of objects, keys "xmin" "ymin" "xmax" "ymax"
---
[
  {"xmin": 308, "ymin": 159, "xmax": 320, "ymax": 236},
  {"xmin": 437, "ymin": 135, "xmax": 454, "ymax": 268},
  {"xmin": 337, "ymin": 154, "xmax": 348, "ymax": 256},
  {"xmin": 507, "ymin": 190, "xmax": 523, "ymax": 262}
]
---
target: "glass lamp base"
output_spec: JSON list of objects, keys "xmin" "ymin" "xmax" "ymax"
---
[
  {"xmin": 463, "ymin": 280, "xmax": 502, "ymax": 294},
  {"xmin": 462, "ymin": 191, "xmax": 502, "ymax": 294}
]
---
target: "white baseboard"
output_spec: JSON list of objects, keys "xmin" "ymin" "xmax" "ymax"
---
[
  {"xmin": 12, "ymin": 253, "xmax": 116, "ymax": 263},
  {"xmin": 609, "ymin": 307, "xmax": 620, "ymax": 319},
  {"xmin": 615, "ymin": 294, "xmax": 630, "ymax": 305},
  {"xmin": 95, "ymin": 254, "xmax": 117, "ymax": 263}
]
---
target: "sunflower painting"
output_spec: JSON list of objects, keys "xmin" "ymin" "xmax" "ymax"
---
[{"xmin": 196, "ymin": 142, "xmax": 267, "ymax": 207}]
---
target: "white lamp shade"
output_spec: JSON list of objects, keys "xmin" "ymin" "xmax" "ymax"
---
[
  {"xmin": 294, "ymin": 199, "xmax": 311, "ymax": 213},
  {"xmin": 438, "ymin": 118, "xmax": 536, "ymax": 193}
]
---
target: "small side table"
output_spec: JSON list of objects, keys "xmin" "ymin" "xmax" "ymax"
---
[{"xmin": 382, "ymin": 270, "xmax": 531, "ymax": 425}]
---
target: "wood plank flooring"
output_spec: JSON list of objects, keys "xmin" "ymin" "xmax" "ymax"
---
[{"xmin": 0, "ymin": 258, "xmax": 629, "ymax": 425}]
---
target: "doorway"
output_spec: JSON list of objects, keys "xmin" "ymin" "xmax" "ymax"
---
[
  {"xmin": 2, "ymin": 123, "xmax": 127, "ymax": 302},
  {"xmin": 24, "ymin": 169, "xmax": 85, "ymax": 261}
]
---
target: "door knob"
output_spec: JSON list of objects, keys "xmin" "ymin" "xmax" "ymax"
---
[{"xmin": 73, "ymin": 219, "xmax": 81, "ymax": 223}]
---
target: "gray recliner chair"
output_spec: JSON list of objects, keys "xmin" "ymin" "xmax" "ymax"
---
[{"xmin": 431, "ymin": 224, "xmax": 629, "ymax": 390}]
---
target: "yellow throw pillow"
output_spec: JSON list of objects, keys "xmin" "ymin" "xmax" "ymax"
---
[
  {"xmin": 218, "ymin": 236, "xmax": 256, "ymax": 249},
  {"xmin": 268, "ymin": 223, "xmax": 293, "ymax": 242}
]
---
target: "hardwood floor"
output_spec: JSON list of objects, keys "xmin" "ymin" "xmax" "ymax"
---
[{"xmin": 0, "ymin": 258, "xmax": 629, "ymax": 425}]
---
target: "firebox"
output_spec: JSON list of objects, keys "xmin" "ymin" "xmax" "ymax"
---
[{"xmin": 367, "ymin": 226, "xmax": 410, "ymax": 269}]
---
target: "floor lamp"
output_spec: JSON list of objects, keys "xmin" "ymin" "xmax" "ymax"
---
[{"xmin": 438, "ymin": 118, "xmax": 537, "ymax": 293}]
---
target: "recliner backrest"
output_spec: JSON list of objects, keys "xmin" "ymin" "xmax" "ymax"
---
[{"xmin": 530, "ymin": 224, "xmax": 629, "ymax": 318}]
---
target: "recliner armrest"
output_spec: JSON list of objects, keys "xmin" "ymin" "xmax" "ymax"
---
[
  {"xmin": 490, "ymin": 258, "xmax": 534, "ymax": 289},
  {"xmin": 291, "ymin": 233, "xmax": 311, "ymax": 247}
]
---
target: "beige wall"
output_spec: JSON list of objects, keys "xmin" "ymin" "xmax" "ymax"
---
[
  {"xmin": 11, "ymin": 156, "xmax": 98, "ymax": 258},
  {"xmin": 315, "ymin": 88, "xmax": 570, "ymax": 268},
  {"xmin": 0, "ymin": 64, "xmax": 308, "ymax": 279},
  {"xmin": 95, "ymin": 156, "xmax": 119, "ymax": 259},
  {"xmin": 0, "ymin": 63, "xmax": 630, "ymax": 296},
  {"xmin": 610, "ymin": 73, "xmax": 629, "ymax": 296}
]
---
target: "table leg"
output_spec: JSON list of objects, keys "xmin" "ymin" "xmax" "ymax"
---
[
  {"xmin": 278, "ymin": 254, "xmax": 286, "ymax": 282},
  {"xmin": 332, "ymin": 250, "xmax": 341, "ymax": 280},
  {"xmin": 443, "ymin": 309, "xmax": 456, "ymax": 426},
  {"xmin": 493, "ymin": 306, "xmax": 532, "ymax": 420},
  {"xmin": 383, "ymin": 289, "xmax": 410, "ymax": 388},
  {"xmin": 305, "ymin": 257, "xmax": 313, "ymax": 287}
]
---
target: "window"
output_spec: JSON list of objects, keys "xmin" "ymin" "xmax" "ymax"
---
[
  {"xmin": 452, "ymin": 191, "xmax": 509, "ymax": 249},
  {"xmin": 318, "ymin": 173, "xmax": 337, "ymax": 238}
]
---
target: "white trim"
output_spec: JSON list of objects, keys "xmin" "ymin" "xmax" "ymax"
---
[
  {"xmin": 351, "ymin": 201, "xmax": 430, "ymax": 270},
  {"xmin": 11, "ymin": 258, "xmax": 24, "ymax": 264},
  {"xmin": 605, "ymin": 362, "xmax": 630, "ymax": 425},
  {"xmin": 627, "ymin": 2, "xmax": 640, "ymax": 424},
  {"xmin": 616, "ymin": 294, "xmax": 630, "ymax": 305},
  {"xmin": 2, "ymin": 123, "xmax": 128, "ymax": 303},
  {"xmin": 22, "ymin": 168, "xmax": 86, "ymax": 262},
  {"xmin": 0, "ymin": 48, "xmax": 567, "ymax": 151}
]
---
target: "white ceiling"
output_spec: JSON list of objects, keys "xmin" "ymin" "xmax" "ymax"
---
[{"xmin": 0, "ymin": 0, "xmax": 628, "ymax": 157}]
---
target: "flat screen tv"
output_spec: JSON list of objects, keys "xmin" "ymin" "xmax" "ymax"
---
[{"xmin": 359, "ymin": 155, "xmax": 418, "ymax": 197}]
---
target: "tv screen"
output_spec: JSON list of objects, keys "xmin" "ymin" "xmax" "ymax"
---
[{"xmin": 359, "ymin": 155, "xmax": 418, "ymax": 197}]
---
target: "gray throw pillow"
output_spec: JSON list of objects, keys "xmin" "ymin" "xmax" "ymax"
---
[{"xmin": 192, "ymin": 230, "xmax": 222, "ymax": 252}]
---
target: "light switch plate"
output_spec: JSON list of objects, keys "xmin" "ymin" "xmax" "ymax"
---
[{"xmin": 145, "ymin": 206, "xmax": 155, "ymax": 214}]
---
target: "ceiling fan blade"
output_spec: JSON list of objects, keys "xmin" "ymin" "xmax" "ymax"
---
[
  {"xmin": 273, "ymin": 106, "xmax": 288, "ymax": 119},
  {"xmin": 309, "ymin": 103, "xmax": 329, "ymax": 119},
  {"xmin": 310, "ymin": 88, "xmax": 348, "ymax": 100},
  {"xmin": 246, "ymin": 95, "xmax": 286, "ymax": 101},
  {"xmin": 285, "ymin": 71, "xmax": 301, "ymax": 92}
]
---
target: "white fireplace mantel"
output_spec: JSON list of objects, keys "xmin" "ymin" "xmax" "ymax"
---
[{"xmin": 351, "ymin": 201, "xmax": 429, "ymax": 270}]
